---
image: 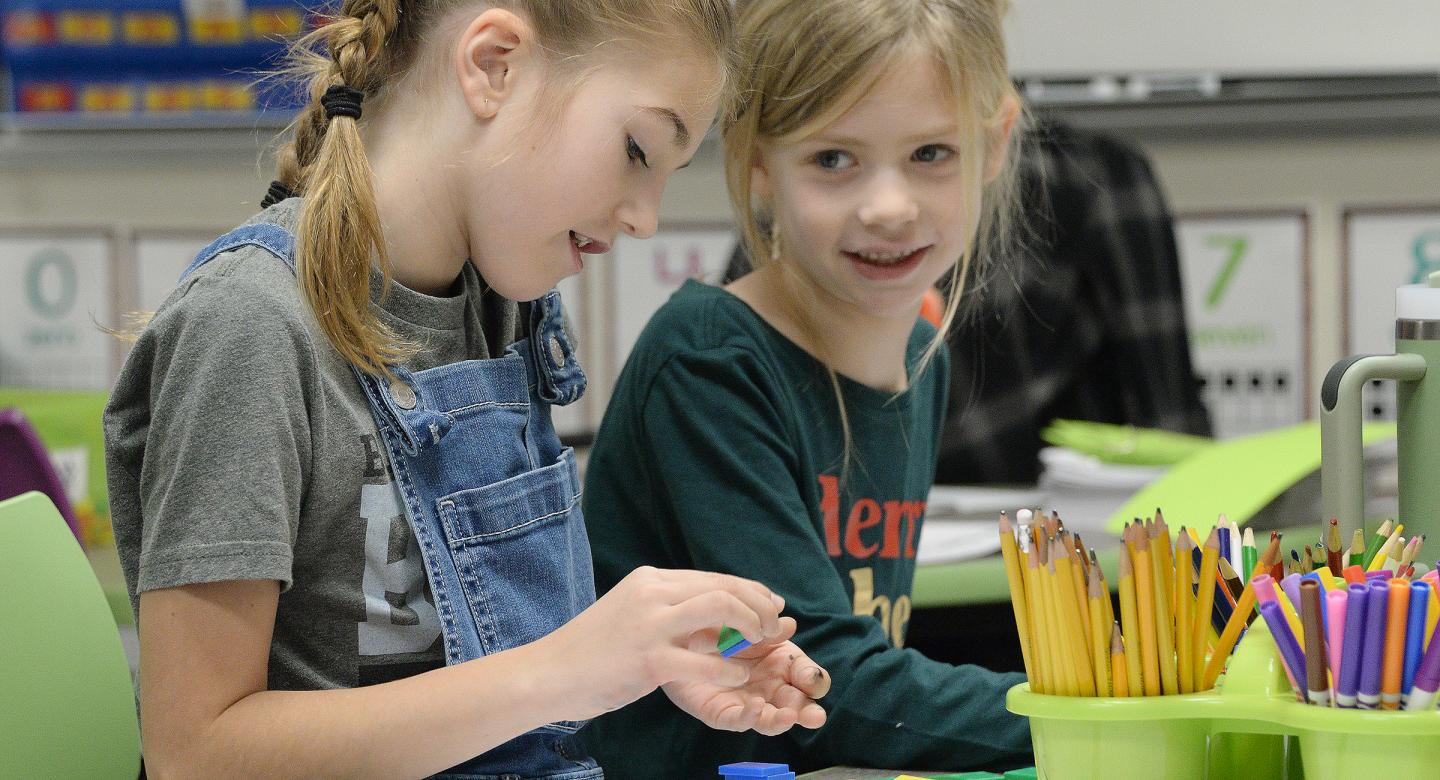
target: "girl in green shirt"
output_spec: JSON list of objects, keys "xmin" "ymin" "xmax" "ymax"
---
[{"xmin": 581, "ymin": 0, "xmax": 1032, "ymax": 775}]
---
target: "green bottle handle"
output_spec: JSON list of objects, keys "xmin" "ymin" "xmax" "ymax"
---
[{"xmin": 1319, "ymin": 353, "xmax": 1425, "ymax": 537}]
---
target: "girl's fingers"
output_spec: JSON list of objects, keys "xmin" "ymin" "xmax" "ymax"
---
[
  {"xmin": 795, "ymin": 701, "xmax": 827, "ymax": 729},
  {"xmin": 783, "ymin": 646, "xmax": 831, "ymax": 698},
  {"xmin": 710, "ymin": 694, "xmax": 765, "ymax": 732},
  {"xmin": 648, "ymin": 570, "xmax": 784, "ymax": 637},
  {"xmin": 766, "ymin": 682, "xmax": 812, "ymax": 712},
  {"xmin": 752, "ymin": 702, "xmax": 798, "ymax": 737},
  {"xmin": 669, "ymin": 590, "xmax": 768, "ymax": 644},
  {"xmin": 658, "ymin": 647, "xmax": 750, "ymax": 688}
]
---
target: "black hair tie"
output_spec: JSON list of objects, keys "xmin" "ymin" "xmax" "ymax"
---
[
  {"xmin": 320, "ymin": 84, "xmax": 364, "ymax": 120},
  {"xmin": 260, "ymin": 180, "xmax": 295, "ymax": 208}
]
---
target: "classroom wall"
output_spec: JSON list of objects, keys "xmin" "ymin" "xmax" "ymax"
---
[{"xmin": 2, "ymin": 123, "xmax": 1438, "ymax": 420}]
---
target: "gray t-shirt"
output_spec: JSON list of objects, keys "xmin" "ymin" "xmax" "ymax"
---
[{"xmin": 104, "ymin": 199, "xmax": 525, "ymax": 689}]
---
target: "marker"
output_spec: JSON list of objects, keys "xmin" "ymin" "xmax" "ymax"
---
[
  {"xmin": 1358, "ymin": 580, "xmax": 1389, "ymax": 709},
  {"xmin": 1326, "ymin": 588, "xmax": 1346, "ymax": 698},
  {"xmin": 1300, "ymin": 580, "xmax": 1330, "ymax": 706},
  {"xmin": 1259, "ymin": 601, "xmax": 1306, "ymax": 701},
  {"xmin": 1336, "ymin": 584, "xmax": 1368, "ymax": 708},
  {"xmin": 1402, "ymin": 582, "xmax": 1431, "ymax": 705},
  {"xmin": 1381, "ymin": 578, "xmax": 1411, "ymax": 709},
  {"xmin": 1405, "ymin": 614, "xmax": 1440, "ymax": 710}
]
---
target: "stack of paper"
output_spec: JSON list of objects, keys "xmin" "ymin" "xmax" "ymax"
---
[
  {"xmin": 918, "ymin": 485, "xmax": 1047, "ymax": 564},
  {"xmin": 1037, "ymin": 447, "xmax": 1168, "ymax": 537}
]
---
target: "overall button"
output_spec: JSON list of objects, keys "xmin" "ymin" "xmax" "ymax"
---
[
  {"xmin": 547, "ymin": 335, "xmax": 566, "ymax": 370},
  {"xmin": 389, "ymin": 377, "xmax": 417, "ymax": 410}
]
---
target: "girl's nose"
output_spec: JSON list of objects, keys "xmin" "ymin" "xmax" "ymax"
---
[
  {"xmin": 857, "ymin": 173, "xmax": 919, "ymax": 230},
  {"xmin": 618, "ymin": 191, "xmax": 660, "ymax": 239}
]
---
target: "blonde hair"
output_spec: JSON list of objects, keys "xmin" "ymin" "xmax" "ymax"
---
[
  {"xmin": 723, "ymin": 0, "xmax": 1023, "ymax": 472},
  {"xmin": 270, "ymin": 0, "xmax": 732, "ymax": 377}
]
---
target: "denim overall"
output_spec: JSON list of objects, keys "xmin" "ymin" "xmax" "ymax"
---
[{"xmin": 182, "ymin": 222, "xmax": 602, "ymax": 780}]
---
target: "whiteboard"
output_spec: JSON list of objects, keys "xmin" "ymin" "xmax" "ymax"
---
[
  {"xmin": 1176, "ymin": 212, "xmax": 1309, "ymax": 439},
  {"xmin": 1007, "ymin": 0, "xmax": 1440, "ymax": 78},
  {"xmin": 1343, "ymin": 207, "xmax": 1440, "ymax": 422},
  {"xmin": 0, "ymin": 227, "xmax": 118, "ymax": 390},
  {"xmin": 132, "ymin": 230, "xmax": 219, "ymax": 311},
  {"xmin": 605, "ymin": 223, "xmax": 737, "ymax": 376}
]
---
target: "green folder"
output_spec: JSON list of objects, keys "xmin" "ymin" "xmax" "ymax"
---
[{"xmin": 1103, "ymin": 421, "xmax": 1396, "ymax": 533}]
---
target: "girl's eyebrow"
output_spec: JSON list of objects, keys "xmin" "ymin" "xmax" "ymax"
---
[
  {"xmin": 810, "ymin": 124, "xmax": 960, "ymax": 148},
  {"xmin": 640, "ymin": 106, "xmax": 691, "ymax": 148}
]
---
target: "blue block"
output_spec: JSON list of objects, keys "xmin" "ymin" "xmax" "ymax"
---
[
  {"xmin": 720, "ymin": 637, "xmax": 752, "ymax": 657},
  {"xmin": 718, "ymin": 762, "xmax": 789, "ymax": 777}
]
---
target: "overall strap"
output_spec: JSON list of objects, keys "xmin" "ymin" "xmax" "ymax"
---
[{"xmin": 178, "ymin": 222, "xmax": 297, "ymax": 282}]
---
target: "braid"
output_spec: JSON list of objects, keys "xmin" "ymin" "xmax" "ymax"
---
[{"xmin": 288, "ymin": 0, "xmax": 414, "ymax": 376}]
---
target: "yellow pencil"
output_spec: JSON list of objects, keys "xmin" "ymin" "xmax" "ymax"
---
[
  {"xmin": 1089, "ymin": 566, "xmax": 1111, "ymax": 696},
  {"xmin": 1193, "ymin": 528, "xmax": 1220, "ymax": 690},
  {"xmin": 1052, "ymin": 539, "xmax": 1097, "ymax": 696},
  {"xmin": 1041, "ymin": 558, "xmax": 1077, "ymax": 696},
  {"xmin": 1175, "ymin": 530, "xmax": 1195, "ymax": 694},
  {"xmin": 1131, "ymin": 524, "xmax": 1162, "ymax": 696},
  {"xmin": 1274, "ymin": 586, "xmax": 1305, "ymax": 645},
  {"xmin": 1155, "ymin": 513, "xmax": 1175, "ymax": 614},
  {"xmin": 1063, "ymin": 534, "xmax": 1093, "ymax": 663},
  {"xmin": 1111, "ymin": 623, "xmax": 1129, "ymax": 697},
  {"xmin": 1368, "ymin": 523, "xmax": 1405, "ymax": 572},
  {"xmin": 1023, "ymin": 547, "xmax": 1051, "ymax": 694},
  {"xmin": 999, "ymin": 513, "xmax": 1036, "ymax": 684},
  {"xmin": 1118, "ymin": 540, "xmax": 1144, "ymax": 696},
  {"xmin": 1202, "ymin": 532, "xmax": 1282, "ymax": 689},
  {"xmin": 1426, "ymin": 585, "xmax": 1438, "ymax": 653},
  {"xmin": 1149, "ymin": 520, "xmax": 1180, "ymax": 694}
]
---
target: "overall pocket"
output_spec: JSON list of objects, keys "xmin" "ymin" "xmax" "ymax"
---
[{"xmin": 435, "ymin": 449, "xmax": 596, "ymax": 733}]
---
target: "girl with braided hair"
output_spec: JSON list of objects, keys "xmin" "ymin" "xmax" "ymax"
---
[{"xmin": 104, "ymin": 2, "xmax": 828, "ymax": 777}]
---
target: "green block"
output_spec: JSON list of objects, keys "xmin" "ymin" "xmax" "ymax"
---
[
  {"xmin": 717, "ymin": 625, "xmax": 745, "ymax": 651},
  {"xmin": 1003, "ymin": 769, "xmax": 1039, "ymax": 780},
  {"xmin": 933, "ymin": 773, "xmax": 1003, "ymax": 779}
]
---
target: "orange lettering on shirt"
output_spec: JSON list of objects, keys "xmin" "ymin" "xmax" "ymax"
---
[
  {"xmin": 844, "ymin": 498, "xmax": 882, "ymax": 558},
  {"xmin": 818, "ymin": 474, "xmax": 841, "ymax": 557},
  {"xmin": 905, "ymin": 500, "xmax": 926, "ymax": 558}
]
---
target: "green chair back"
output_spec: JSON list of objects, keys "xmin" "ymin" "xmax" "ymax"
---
[{"xmin": 0, "ymin": 491, "xmax": 140, "ymax": 778}]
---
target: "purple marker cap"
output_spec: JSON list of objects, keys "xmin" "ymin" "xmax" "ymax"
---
[
  {"xmin": 1281, "ymin": 574, "xmax": 1304, "ymax": 616},
  {"xmin": 1401, "ymin": 582, "xmax": 1431, "ymax": 703},
  {"xmin": 1336, "ymin": 583, "xmax": 1368, "ymax": 707},
  {"xmin": 1366, "ymin": 570, "xmax": 1394, "ymax": 581},
  {"xmin": 1259, "ymin": 600, "xmax": 1306, "ymax": 699},
  {"xmin": 1406, "ymin": 609, "xmax": 1440, "ymax": 710},
  {"xmin": 1357, "ymin": 580, "xmax": 1390, "ymax": 709}
]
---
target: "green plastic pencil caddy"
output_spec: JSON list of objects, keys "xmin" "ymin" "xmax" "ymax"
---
[{"xmin": 1006, "ymin": 620, "xmax": 1440, "ymax": 779}]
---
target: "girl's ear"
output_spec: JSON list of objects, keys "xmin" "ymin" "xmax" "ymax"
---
[
  {"xmin": 983, "ymin": 95, "xmax": 1020, "ymax": 183},
  {"xmin": 456, "ymin": 8, "xmax": 534, "ymax": 121}
]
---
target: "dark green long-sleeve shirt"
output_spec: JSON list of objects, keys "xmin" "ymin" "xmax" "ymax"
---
[{"xmin": 578, "ymin": 281, "xmax": 1030, "ymax": 778}]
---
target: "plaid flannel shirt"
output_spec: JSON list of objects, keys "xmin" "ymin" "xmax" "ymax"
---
[{"xmin": 935, "ymin": 121, "xmax": 1211, "ymax": 483}]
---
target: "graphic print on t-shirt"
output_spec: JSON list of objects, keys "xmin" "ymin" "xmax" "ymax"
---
[
  {"xmin": 818, "ymin": 474, "xmax": 922, "ymax": 647},
  {"xmin": 357, "ymin": 433, "xmax": 441, "ymax": 657}
]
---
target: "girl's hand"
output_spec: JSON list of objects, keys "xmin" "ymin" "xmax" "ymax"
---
[
  {"xmin": 534, "ymin": 566, "xmax": 791, "ymax": 722},
  {"xmin": 662, "ymin": 617, "xmax": 830, "ymax": 735}
]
